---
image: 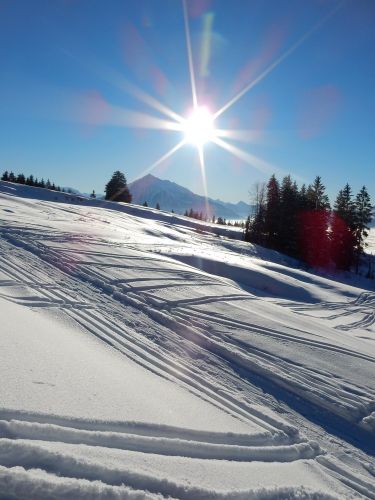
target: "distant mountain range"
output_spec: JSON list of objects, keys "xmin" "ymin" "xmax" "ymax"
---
[{"xmin": 128, "ymin": 174, "xmax": 252, "ymax": 220}]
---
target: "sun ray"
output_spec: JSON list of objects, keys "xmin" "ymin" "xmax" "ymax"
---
[
  {"xmin": 197, "ymin": 144, "xmax": 210, "ymax": 217},
  {"xmin": 60, "ymin": 49, "xmax": 184, "ymax": 123},
  {"xmin": 183, "ymin": 0, "xmax": 198, "ymax": 109},
  {"xmin": 213, "ymin": 1, "xmax": 344, "ymax": 119},
  {"xmin": 114, "ymin": 78, "xmax": 184, "ymax": 124},
  {"xmin": 72, "ymin": 91, "xmax": 180, "ymax": 131},
  {"xmin": 108, "ymin": 105, "xmax": 181, "ymax": 131},
  {"xmin": 212, "ymin": 137, "xmax": 282, "ymax": 175},
  {"xmin": 215, "ymin": 128, "xmax": 262, "ymax": 144},
  {"xmin": 136, "ymin": 139, "xmax": 186, "ymax": 179}
]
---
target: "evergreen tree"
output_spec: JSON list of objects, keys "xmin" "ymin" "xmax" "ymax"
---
[
  {"xmin": 353, "ymin": 186, "xmax": 372, "ymax": 273},
  {"xmin": 40, "ymin": 178, "xmax": 46, "ymax": 188},
  {"xmin": 143, "ymin": 201, "xmax": 148, "ymax": 207},
  {"xmin": 306, "ymin": 176, "xmax": 330, "ymax": 210},
  {"xmin": 90, "ymin": 190, "xmax": 96, "ymax": 199},
  {"xmin": 16, "ymin": 173, "xmax": 26, "ymax": 184},
  {"xmin": 300, "ymin": 176, "xmax": 330, "ymax": 267},
  {"xmin": 243, "ymin": 215, "xmax": 251, "ymax": 241},
  {"xmin": 331, "ymin": 184, "xmax": 356, "ymax": 270},
  {"xmin": 1, "ymin": 170, "xmax": 9, "ymax": 181},
  {"xmin": 45, "ymin": 179, "xmax": 51, "ymax": 189},
  {"xmin": 27, "ymin": 175, "xmax": 35, "ymax": 186},
  {"xmin": 104, "ymin": 171, "xmax": 132, "ymax": 203},
  {"xmin": 8, "ymin": 171, "xmax": 16, "ymax": 182},
  {"xmin": 278, "ymin": 175, "xmax": 299, "ymax": 256},
  {"xmin": 264, "ymin": 174, "xmax": 280, "ymax": 248},
  {"xmin": 155, "ymin": 202, "xmax": 160, "ymax": 210},
  {"xmin": 298, "ymin": 184, "xmax": 309, "ymax": 211}
]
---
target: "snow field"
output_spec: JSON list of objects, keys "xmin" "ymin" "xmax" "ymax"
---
[{"xmin": 0, "ymin": 182, "xmax": 375, "ymax": 498}]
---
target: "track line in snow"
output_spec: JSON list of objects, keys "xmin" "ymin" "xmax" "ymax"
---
[{"xmin": 0, "ymin": 418, "xmax": 320, "ymax": 463}]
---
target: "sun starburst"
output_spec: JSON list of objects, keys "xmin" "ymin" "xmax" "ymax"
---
[{"xmin": 85, "ymin": 0, "xmax": 343, "ymax": 198}]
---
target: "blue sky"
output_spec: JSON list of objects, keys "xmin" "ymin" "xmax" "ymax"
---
[{"xmin": 0, "ymin": 0, "xmax": 374, "ymax": 203}]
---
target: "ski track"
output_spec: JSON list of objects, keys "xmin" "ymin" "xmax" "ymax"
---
[
  {"xmin": 1, "ymin": 207, "xmax": 375, "ymax": 498},
  {"xmin": 287, "ymin": 292, "xmax": 375, "ymax": 332},
  {"xmin": 4, "ymin": 226, "xmax": 374, "ymax": 434}
]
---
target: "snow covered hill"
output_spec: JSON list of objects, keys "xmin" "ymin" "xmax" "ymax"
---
[
  {"xmin": 0, "ymin": 180, "xmax": 375, "ymax": 499},
  {"xmin": 128, "ymin": 174, "xmax": 252, "ymax": 219}
]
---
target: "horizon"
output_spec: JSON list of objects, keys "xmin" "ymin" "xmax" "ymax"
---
[{"xmin": 0, "ymin": 0, "xmax": 374, "ymax": 203}]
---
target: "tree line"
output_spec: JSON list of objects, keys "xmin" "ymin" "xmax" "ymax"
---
[
  {"xmin": 245, "ymin": 174, "xmax": 373, "ymax": 273},
  {"xmin": 183, "ymin": 208, "xmax": 244, "ymax": 227},
  {"xmin": 1, "ymin": 170, "xmax": 62, "ymax": 192}
]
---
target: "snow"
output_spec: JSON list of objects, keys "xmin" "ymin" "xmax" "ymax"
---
[{"xmin": 0, "ymin": 181, "xmax": 374, "ymax": 499}]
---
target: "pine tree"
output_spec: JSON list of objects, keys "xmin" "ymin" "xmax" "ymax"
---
[
  {"xmin": 90, "ymin": 190, "xmax": 96, "ymax": 199},
  {"xmin": 278, "ymin": 175, "xmax": 299, "ymax": 256},
  {"xmin": 143, "ymin": 201, "xmax": 148, "ymax": 207},
  {"xmin": 16, "ymin": 173, "xmax": 25, "ymax": 184},
  {"xmin": 104, "ymin": 171, "xmax": 132, "ymax": 203},
  {"xmin": 9, "ymin": 171, "xmax": 16, "ymax": 182},
  {"xmin": 243, "ymin": 215, "xmax": 251, "ymax": 241},
  {"xmin": 264, "ymin": 174, "xmax": 280, "ymax": 248},
  {"xmin": 299, "ymin": 176, "xmax": 330, "ymax": 267},
  {"xmin": 331, "ymin": 184, "xmax": 356, "ymax": 270},
  {"xmin": 298, "ymin": 184, "xmax": 309, "ymax": 211},
  {"xmin": 1, "ymin": 170, "xmax": 9, "ymax": 181},
  {"xmin": 155, "ymin": 202, "xmax": 160, "ymax": 210},
  {"xmin": 353, "ymin": 186, "xmax": 372, "ymax": 273},
  {"xmin": 306, "ymin": 176, "xmax": 330, "ymax": 210}
]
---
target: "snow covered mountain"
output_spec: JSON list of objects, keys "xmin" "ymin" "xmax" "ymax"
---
[
  {"xmin": 0, "ymin": 180, "xmax": 375, "ymax": 499},
  {"xmin": 129, "ymin": 174, "xmax": 252, "ymax": 219}
]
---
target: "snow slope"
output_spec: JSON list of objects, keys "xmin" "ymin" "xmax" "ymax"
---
[{"xmin": 0, "ymin": 181, "xmax": 374, "ymax": 499}]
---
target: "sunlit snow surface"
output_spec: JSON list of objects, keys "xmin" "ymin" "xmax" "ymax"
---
[{"xmin": 0, "ymin": 181, "xmax": 374, "ymax": 499}]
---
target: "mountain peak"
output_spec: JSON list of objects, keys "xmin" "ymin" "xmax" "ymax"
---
[{"xmin": 128, "ymin": 175, "xmax": 251, "ymax": 219}]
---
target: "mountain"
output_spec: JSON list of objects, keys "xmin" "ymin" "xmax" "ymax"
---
[{"xmin": 129, "ymin": 174, "xmax": 251, "ymax": 219}]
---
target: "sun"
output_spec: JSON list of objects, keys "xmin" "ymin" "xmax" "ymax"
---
[{"xmin": 182, "ymin": 106, "xmax": 216, "ymax": 146}]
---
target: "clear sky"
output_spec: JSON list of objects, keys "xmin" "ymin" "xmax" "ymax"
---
[{"xmin": 0, "ymin": 0, "xmax": 374, "ymax": 203}]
